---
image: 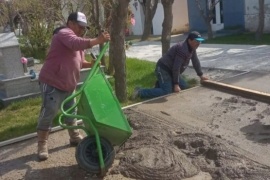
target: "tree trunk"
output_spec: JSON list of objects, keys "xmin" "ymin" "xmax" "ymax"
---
[
  {"xmin": 6, "ymin": 1, "xmax": 14, "ymax": 32},
  {"xmin": 108, "ymin": 45, "xmax": 115, "ymax": 75},
  {"xmin": 195, "ymin": 0, "xmax": 220, "ymax": 40},
  {"xmin": 206, "ymin": 20, "xmax": 213, "ymax": 39},
  {"xmin": 161, "ymin": 0, "xmax": 174, "ymax": 55},
  {"xmin": 141, "ymin": 0, "xmax": 159, "ymax": 41},
  {"xmin": 94, "ymin": 0, "xmax": 106, "ymax": 67},
  {"xmin": 110, "ymin": 0, "xmax": 129, "ymax": 102},
  {"xmin": 106, "ymin": 0, "xmax": 115, "ymax": 75},
  {"xmin": 256, "ymin": 0, "xmax": 264, "ymax": 41}
]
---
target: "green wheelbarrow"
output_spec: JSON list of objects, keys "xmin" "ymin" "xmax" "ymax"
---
[{"xmin": 58, "ymin": 42, "xmax": 132, "ymax": 175}]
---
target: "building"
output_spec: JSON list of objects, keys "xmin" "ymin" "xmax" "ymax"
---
[
  {"xmin": 244, "ymin": 0, "xmax": 270, "ymax": 32},
  {"xmin": 188, "ymin": 0, "xmax": 245, "ymax": 32},
  {"xmin": 130, "ymin": 0, "xmax": 270, "ymax": 36},
  {"xmin": 129, "ymin": 0, "xmax": 189, "ymax": 35}
]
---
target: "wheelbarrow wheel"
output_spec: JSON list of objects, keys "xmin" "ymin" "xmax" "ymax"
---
[{"xmin": 75, "ymin": 136, "xmax": 115, "ymax": 174}]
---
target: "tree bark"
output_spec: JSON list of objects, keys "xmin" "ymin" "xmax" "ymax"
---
[
  {"xmin": 94, "ymin": 0, "xmax": 106, "ymax": 67},
  {"xmin": 206, "ymin": 20, "xmax": 213, "ymax": 39},
  {"xmin": 140, "ymin": 0, "xmax": 159, "ymax": 41},
  {"xmin": 256, "ymin": 0, "xmax": 264, "ymax": 41},
  {"xmin": 161, "ymin": 0, "xmax": 174, "ymax": 55},
  {"xmin": 6, "ymin": 1, "xmax": 14, "ymax": 32},
  {"xmin": 110, "ymin": 0, "xmax": 129, "ymax": 102}
]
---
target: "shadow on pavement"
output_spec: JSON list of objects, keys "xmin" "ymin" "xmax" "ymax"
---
[
  {"xmin": 0, "ymin": 144, "xmax": 70, "ymax": 177},
  {"xmin": 240, "ymin": 121, "xmax": 270, "ymax": 144}
]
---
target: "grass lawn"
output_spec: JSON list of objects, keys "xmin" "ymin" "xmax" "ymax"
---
[
  {"xmin": 0, "ymin": 57, "xmax": 197, "ymax": 142},
  {"xmin": 205, "ymin": 32, "xmax": 270, "ymax": 45}
]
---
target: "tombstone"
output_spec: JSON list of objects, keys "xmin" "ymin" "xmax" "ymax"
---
[
  {"xmin": 0, "ymin": 33, "xmax": 25, "ymax": 79},
  {"xmin": 0, "ymin": 32, "xmax": 40, "ymax": 106}
]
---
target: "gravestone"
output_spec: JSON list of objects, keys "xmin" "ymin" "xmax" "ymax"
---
[
  {"xmin": 0, "ymin": 33, "xmax": 25, "ymax": 79},
  {"xmin": 0, "ymin": 32, "xmax": 40, "ymax": 106}
]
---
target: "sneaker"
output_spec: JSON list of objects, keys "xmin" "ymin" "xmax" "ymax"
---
[{"xmin": 131, "ymin": 87, "xmax": 141, "ymax": 100}]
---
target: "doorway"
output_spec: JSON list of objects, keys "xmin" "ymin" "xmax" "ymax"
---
[{"xmin": 210, "ymin": 0, "xmax": 224, "ymax": 31}]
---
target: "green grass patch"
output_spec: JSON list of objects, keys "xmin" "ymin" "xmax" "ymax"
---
[
  {"xmin": 0, "ymin": 98, "xmax": 40, "ymax": 141},
  {"xmin": 205, "ymin": 32, "xmax": 270, "ymax": 45},
  {"xmin": 0, "ymin": 57, "xmax": 197, "ymax": 142}
]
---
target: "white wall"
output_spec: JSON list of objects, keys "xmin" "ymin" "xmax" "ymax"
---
[
  {"xmin": 130, "ymin": 0, "xmax": 144, "ymax": 35},
  {"xmin": 244, "ymin": 0, "xmax": 270, "ymax": 32},
  {"xmin": 152, "ymin": 2, "xmax": 164, "ymax": 35},
  {"xmin": 172, "ymin": 0, "xmax": 189, "ymax": 33}
]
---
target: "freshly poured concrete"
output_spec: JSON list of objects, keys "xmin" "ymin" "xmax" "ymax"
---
[{"xmin": 220, "ymin": 71, "xmax": 270, "ymax": 94}]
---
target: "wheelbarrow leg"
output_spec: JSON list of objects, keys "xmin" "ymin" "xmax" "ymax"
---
[{"xmin": 95, "ymin": 134, "xmax": 106, "ymax": 176}]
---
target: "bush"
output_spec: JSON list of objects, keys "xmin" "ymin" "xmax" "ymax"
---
[{"xmin": 19, "ymin": 20, "xmax": 54, "ymax": 61}]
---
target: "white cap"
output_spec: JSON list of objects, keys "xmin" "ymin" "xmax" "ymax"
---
[{"xmin": 67, "ymin": 12, "xmax": 89, "ymax": 29}]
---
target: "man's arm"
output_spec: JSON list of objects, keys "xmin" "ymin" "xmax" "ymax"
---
[
  {"xmin": 81, "ymin": 60, "xmax": 93, "ymax": 68},
  {"xmin": 191, "ymin": 51, "xmax": 203, "ymax": 76},
  {"xmin": 58, "ymin": 29, "xmax": 110, "ymax": 51},
  {"xmin": 191, "ymin": 51, "xmax": 208, "ymax": 81}
]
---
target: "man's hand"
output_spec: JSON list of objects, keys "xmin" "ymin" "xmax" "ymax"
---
[
  {"xmin": 90, "ymin": 31, "xmax": 111, "ymax": 47},
  {"xmin": 174, "ymin": 84, "xmax": 181, "ymax": 92},
  {"xmin": 97, "ymin": 31, "xmax": 110, "ymax": 43},
  {"xmin": 200, "ymin": 75, "xmax": 208, "ymax": 83}
]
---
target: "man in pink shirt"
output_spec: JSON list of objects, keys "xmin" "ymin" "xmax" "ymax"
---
[{"xmin": 37, "ymin": 12, "xmax": 110, "ymax": 161}]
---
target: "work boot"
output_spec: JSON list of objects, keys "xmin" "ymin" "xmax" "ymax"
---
[
  {"xmin": 37, "ymin": 130, "xmax": 49, "ymax": 161},
  {"xmin": 67, "ymin": 121, "xmax": 83, "ymax": 146}
]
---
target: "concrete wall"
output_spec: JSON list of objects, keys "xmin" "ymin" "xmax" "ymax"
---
[
  {"xmin": 244, "ymin": 0, "xmax": 270, "ymax": 32},
  {"xmin": 171, "ymin": 0, "xmax": 189, "ymax": 33}
]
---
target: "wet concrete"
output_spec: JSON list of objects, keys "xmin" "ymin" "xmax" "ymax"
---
[{"xmin": 220, "ymin": 71, "xmax": 270, "ymax": 93}]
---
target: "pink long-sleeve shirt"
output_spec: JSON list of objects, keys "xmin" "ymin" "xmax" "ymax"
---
[{"xmin": 39, "ymin": 28, "xmax": 92, "ymax": 92}]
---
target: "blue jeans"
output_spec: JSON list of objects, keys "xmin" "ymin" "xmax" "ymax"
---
[{"xmin": 139, "ymin": 66, "xmax": 187, "ymax": 99}]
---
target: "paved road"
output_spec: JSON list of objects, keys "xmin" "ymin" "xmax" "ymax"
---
[{"xmin": 126, "ymin": 41, "xmax": 270, "ymax": 72}]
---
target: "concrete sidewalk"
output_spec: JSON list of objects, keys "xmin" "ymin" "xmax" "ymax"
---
[{"xmin": 126, "ymin": 40, "xmax": 270, "ymax": 73}]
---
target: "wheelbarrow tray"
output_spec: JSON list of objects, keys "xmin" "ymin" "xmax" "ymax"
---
[{"xmin": 77, "ymin": 68, "xmax": 132, "ymax": 146}]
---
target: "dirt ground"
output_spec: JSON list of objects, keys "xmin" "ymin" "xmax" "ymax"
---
[{"xmin": 1, "ymin": 68, "xmax": 270, "ymax": 180}]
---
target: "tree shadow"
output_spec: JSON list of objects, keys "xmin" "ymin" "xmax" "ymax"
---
[
  {"xmin": 240, "ymin": 121, "xmax": 270, "ymax": 144},
  {"xmin": 0, "ymin": 137, "xmax": 36, "ymax": 159}
]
